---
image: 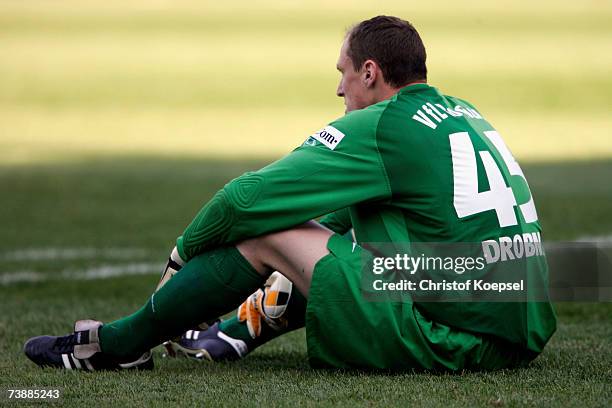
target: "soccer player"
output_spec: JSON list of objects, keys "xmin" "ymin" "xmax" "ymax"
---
[{"xmin": 23, "ymin": 16, "xmax": 556, "ymax": 371}]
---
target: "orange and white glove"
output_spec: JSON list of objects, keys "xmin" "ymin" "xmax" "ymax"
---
[{"xmin": 237, "ymin": 272, "xmax": 293, "ymax": 338}]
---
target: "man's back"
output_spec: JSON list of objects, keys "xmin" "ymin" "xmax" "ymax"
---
[{"xmin": 327, "ymin": 83, "xmax": 556, "ymax": 353}]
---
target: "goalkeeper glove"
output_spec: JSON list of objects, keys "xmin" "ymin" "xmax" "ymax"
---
[{"xmin": 156, "ymin": 246, "xmax": 186, "ymax": 291}]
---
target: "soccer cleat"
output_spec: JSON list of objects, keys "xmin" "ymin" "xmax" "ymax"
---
[
  {"xmin": 163, "ymin": 322, "xmax": 247, "ymax": 361},
  {"xmin": 24, "ymin": 319, "xmax": 153, "ymax": 371}
]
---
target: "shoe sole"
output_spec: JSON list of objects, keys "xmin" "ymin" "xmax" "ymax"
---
[{"xmin": 162, "ymin": 341, "xmax": 213, "ymax": 362}]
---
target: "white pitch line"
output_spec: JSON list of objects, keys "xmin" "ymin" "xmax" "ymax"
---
[
  {"xmin": 575, "ymin": 234, "xmax": 612, "ymax": 243},
  {"xmin": 0, "ymin": 247, "xmax": 150, "ymax": 262},
  {"xmin": 0, "ymin": 262, "xmax": 161, "ymax": 286},
  {"xmin": 61, "ymin": 262, "xmax": 161, "ymax": 280},
  {"xmin": 0, "ymin": 271, "xmax": 48, "ymax": 285}
]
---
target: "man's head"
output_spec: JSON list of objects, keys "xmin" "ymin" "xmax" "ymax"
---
[{"xmin": 336, "ymin": 16, "xmax": 427, "ymax": 112}]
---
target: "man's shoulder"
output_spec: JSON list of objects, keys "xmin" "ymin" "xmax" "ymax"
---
[
  {"xmin": 443, "ymin": 94, "xmax": 480, "ymax": 111},
  {"xmin": 329, "ymin": 99, "xmax": 393, "ymax": 136},
  {"xmin": 398, "ymin": 83, "xmax": 481, "ymax": 111}
]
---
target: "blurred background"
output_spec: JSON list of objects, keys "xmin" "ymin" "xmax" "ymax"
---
[
  {"xmin": 1, "ymin": 3, "xmax": 611, "ymax": 404},
  {"xmin": 1, "ymin": 0, "xmax": 611, "ymax": 164},
  {"xmin": 0, "ymin": 0, "xmax": 611, "ymax": 257}
]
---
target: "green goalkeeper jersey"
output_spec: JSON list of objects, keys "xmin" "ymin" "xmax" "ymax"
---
[{"xmin": 176, "ymin": 83, "xmax": 556, "ymax": 353}]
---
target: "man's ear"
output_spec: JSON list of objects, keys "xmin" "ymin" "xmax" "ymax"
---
[{"xmin": 362, "ymin": 60, "xmax": 378, "ymax": 88}]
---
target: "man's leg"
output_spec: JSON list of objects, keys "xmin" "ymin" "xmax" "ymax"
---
[
  {"xmin": 170, "ymin": 227, "xmax": 354, "ymax": 361},
  {"xmin": 24, "ymin": 244, "xmax": 266, "ymax": 368},
  {"xmin": 25, "ymin": 221, "xmax": 333, "ymax": 369},
  {"xmin": 236, "ymin": 221, "xmax": 333, "ymax": 297},
  {"xmin": 98, "ymin": 245, "xmax": 265, "ymax": 357},
  {"xmin": 101, "ymin": 221, "xmax": 332, "ymax": 357},
  {"xmin": 167, "ymin": 273, "xmax": 307, "ymax": 360}
]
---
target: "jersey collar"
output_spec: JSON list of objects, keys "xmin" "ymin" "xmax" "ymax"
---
[{"xmin": 398, "ymin": 83, "xmax": 432, "ymax": 94}]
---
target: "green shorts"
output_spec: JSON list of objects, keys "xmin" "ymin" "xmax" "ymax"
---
[{"xmin": 305, "ymin": 234, "xmax": 537, "ymax": 371}]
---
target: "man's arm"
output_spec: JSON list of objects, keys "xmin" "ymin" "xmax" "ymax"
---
[{"xmin": 176, "ymin": 106, "xmax": 391, "ymax": 262}]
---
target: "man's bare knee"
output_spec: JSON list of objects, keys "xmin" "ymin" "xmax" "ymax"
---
[
  {"xmin": 236, "ymin": 225, "xmax": 313, "ymax": 274},
  {"xmin": 264, "ymin": 221, "xmax": 330, "ymax": 246},
  {"xmin": 236, "ymin": 237, "xmax": 270, "ymax": 276},
  {"xmin": 236, "ymin": 221, "xmax": 333, "ymax": 296}
]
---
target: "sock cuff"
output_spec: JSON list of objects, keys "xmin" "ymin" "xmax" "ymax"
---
[
  {"xmin": 228, "ymin": 245, "xmax": 262, "ymax": 282},
  {"xmin": 204, "ymin": 245, "xmax": 263, "ymax": 290}
]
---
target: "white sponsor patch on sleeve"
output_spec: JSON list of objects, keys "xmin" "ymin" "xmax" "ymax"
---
[{"xmin": 310, "ymin": 126, "xmax": 345, "ymax": 150}]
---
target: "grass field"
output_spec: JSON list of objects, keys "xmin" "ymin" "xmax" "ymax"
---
[
  {"xmin": 0, "ymin": 159, "xmax": 611, "ymax": 407},
  {"xmin": 1, "ymin": 1, "xmax": 611, "ymax": 407}
]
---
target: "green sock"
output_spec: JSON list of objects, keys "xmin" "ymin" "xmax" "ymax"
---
[
  {"xmin": 218, "ymin": 316, "xmax": 252, "ymax": 340},
  {"xmin": 218, "ymin": 286, "xmax": 307, "ymax": 351},
  {"xmin": 98, "ymin": 246, "xmax": 263, "ymax": 357}
]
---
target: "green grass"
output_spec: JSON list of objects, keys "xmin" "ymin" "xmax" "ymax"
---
[
  {"xmin": 0, "ymin": 0, "xmax": 611, "ymax": 406},
  {"xmin": 0, "ymin": 158, "xmax": 611, "ymax": 407}
]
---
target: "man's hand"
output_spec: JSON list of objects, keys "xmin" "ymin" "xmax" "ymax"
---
[{"xmin": 156, "ymin": 246, "xmax": 186, "ymax": 291}]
